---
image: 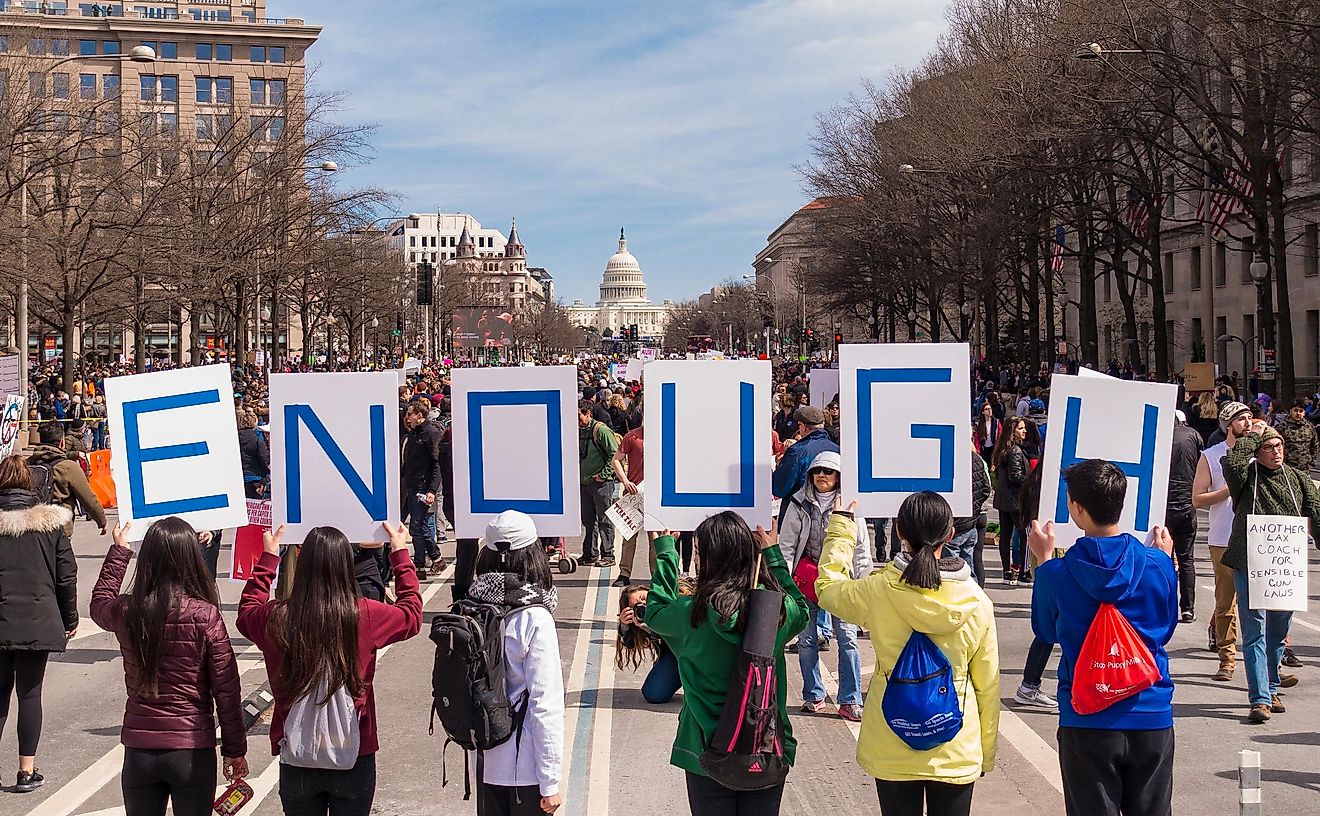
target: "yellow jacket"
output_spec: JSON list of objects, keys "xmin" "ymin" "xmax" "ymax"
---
[{"xmin": 815, "ymin": 512, "xmax": 999, "ymax": 785}]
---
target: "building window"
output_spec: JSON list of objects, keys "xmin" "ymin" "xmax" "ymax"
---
[
  {"xmin": 103, "ymin": 40, "xmax": 120, "ymax": 55},
  {"xmin": 29, "ymin": 37, "xmax": 45, "ymax": 56},
  {"xmin": 216, "ymin": 43, "xmax": 231, "ymax": 61},
  {"xmin": 196, "ymin": 42, "xmax": 211, "ymax": 60},
  {"xmin": 1214, "ymin": 242, "xmax": 1227, "ymax": 287},
  {"xmin": 269, "ymin": 79, "xmax": 285, "ymax": 104},
  {"xmin": 1190, "ymin": 246, "xmax": 1202, "ymax": 291},
  {"xmin": 196, "ymin": 77, "xmax": 212, "ymax": 103},
  {"xmin": 28, "ymin": 73, "xmax": 44, "ymax": 98},
  {"xmin": 79, "ymin": 39, "xmax": 97, "ymax": 55},
  {"xmin": 269, "ymin": 46, "xmax": 285, "ymax": 63},
  {"xmin": 140, "ymin": 75, "xmax": 178, "ymax": 103},
  {"xmin": 79, "ymin": 73, "xmax": 96, "ymax": 99},
  {"xmin": 250, "ymin": 45, "xmax": 265, "ymax": 62},
  {"xmin": 250, "ymin": 78, "xmax": 266, "ymax": 104},
  {"xmin": 160, "ymin": 41, "xmax": 176, "ymax": 59},
  {"xmin": 409, "ymin": 236, "xmax": 416, "ymax": 247},
  {"xmin": 51, "ymin": 39, "xmax": 70, "ymax": 56},
  {"xmin": 1305, "ymin": 223, "xmax": 1319, "ymax": 278},
  {"xmin": 102, "ymin": 74, "xmax": 120, "ymax": 98},
  {"xmin": 52, "ymin": 73, "xmax": 69, "ymax": 99}
]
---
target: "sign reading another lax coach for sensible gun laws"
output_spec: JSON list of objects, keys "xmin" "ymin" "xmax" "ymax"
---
[
  {"xmin": 104, "ymin": 365, "xmax": 249, "ymax": 539},
  {"xmin": 1246, "ymin": 514, "xmax": 1310, "ymax": 612}
]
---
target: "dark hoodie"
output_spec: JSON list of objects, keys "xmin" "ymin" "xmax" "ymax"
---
[{"xmin": 1031, "ymin": 533, "xmax": 1177, "ymax": 730}]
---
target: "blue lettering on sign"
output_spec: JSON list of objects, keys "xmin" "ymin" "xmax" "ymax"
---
[
  {"xmin": 1054, "ymin": 396, "xmax": 1158, "ymax": 528},
  {"xmin": 467, "ymin": 390, "xmax": 564, "ymax": 514},
  {"xmin": 284, "ymin": 404, "xmax": 388, "ymax": 523},
  {"xmin": 856, "ymin": 368, "xmax": 955, "ymax": 493},
  {"xmin": 123, "ymin": 389, "xmax": 229, "ymax": 518},
  {"xmin": 661, "ymin": 380, "xmax": 756, "ymax": 507}
]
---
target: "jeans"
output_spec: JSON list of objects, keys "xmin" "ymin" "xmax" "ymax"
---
[
  {"xmin": 1057, "ymin": 726, "xmax": 1174, "ymax": 816},
  {"xmin": 997, "ymin": 511, "xmax": 1026, "ymax": 572},
  {"xmin": 972, "ymin": 514, "xmax": 987, "ymax": 588},
  {"xmin": 948, "ymin": 527, "xmax": 979, "ymax": 580},
  {"xmin": 815, "ymin": 607, "xmax": 832, "ymax": 641},
  {"xmin": 1232, "ymin": 569, "xmax": 1292, "ymax": 706},
  {"xmin": 1166, "ymin": 511, "xmax": 1197, "ymax": 614},
  {"xmin": 279, "ymin": 753, "xmax": 376, "ymax": 816},
  {"xmin": 685, "ymin": 771, "xmax": 784, "ymax": 816},
  {"xmin": 579, "ymin": 480, "xmax": 620, "ymax": 560},
  {"xmin": 799, "ymin": 606, "xmax": 862, "ymax": 705},
  {"xmin": 122, "ymin": 747, "xmax": 216, "ymax": 816},
  {"xmin": 404, "ymin": 492, "xmax": 438, "ymax": 568},
  {"xmin": 875, "ymin": 779, "xmax": 974, "ymax": 816},
  {"xmin": 1021, "ymin": 637, "xmax": 1054, "ymax": 689},
  {"xmin": 641, "ymin": 648, "xmax": 682, "ymax": 704}
]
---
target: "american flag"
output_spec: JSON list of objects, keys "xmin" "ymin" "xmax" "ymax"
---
[
  {"xmin": 1124, "ymin": 188, "xmax": 1154, "ymax": 238},
  {"xmin": 1050, "ymin": 225, "xmax": 1066, "ymax": 273},
  {"xmin": 1196, "ymin": 163, "xmax": 1251, "ymax": 239}
]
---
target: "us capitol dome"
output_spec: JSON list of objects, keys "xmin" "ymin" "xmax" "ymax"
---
[{"xmin": 566, "ymin": 229, "xmax": 674, "ymax": 340}]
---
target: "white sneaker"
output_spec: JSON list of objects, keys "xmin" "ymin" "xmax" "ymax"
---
[
  {"xmin": 1014, "ymin": 686, "xmax": 1058, "ymax": 710},
  {"xmin": 1006, "ymin": 576, "xmax": 1019, "ymax": 587}
]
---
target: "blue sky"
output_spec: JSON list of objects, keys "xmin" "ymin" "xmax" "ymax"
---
[{"xmin": 279, "ymin": 0, "xmax": 951, "ymax": 303}]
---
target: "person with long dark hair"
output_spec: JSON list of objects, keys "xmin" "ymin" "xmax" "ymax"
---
[
  {"xmin": 990, "ymin": 416, "xmax": 1030, "ymax": 585},
  {"xmin": 816, "ymin": 492, "xmax": 999, "ymax": 816},
  {"xmin": 468, "ymin": 511, "xmax": 564, "ymax": 815},
  {"xmin": 0, "ymin": 455, "xmax": 77, "ymax": 793},
  {"xmin": 238, "ymin": 522, "xmax": 422, "ymax": 816},
  {"xmin": 645, "ymin": 511, "xmax": 811, "ymax": 816},
  {"xmin": 615, "ymin": 584, "xmax": 683, "ymax": 705},
  {"xmin": 92, "ymin": 517, "xmax": 246, "ymax": 816}
]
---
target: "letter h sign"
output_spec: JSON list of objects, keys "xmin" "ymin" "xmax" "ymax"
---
[{"xmin": 1054, "ymin": 396, "xmax": 1158, "ymax": 529}]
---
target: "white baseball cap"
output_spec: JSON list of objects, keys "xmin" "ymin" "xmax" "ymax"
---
[{"xmin": 482, "ymin": 510, "xmax": 539, "ymax": 552}]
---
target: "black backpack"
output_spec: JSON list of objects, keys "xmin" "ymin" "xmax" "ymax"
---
[
  {"xmin": 429, "ymin": 599, "xmax": 532, "ymax": 798},
  {"xmin": 27, "ymin": 462, "xmax": 54, "ymax": 504}
]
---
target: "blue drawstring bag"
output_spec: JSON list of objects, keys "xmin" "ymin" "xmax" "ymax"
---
[{"xmin": 881, "ymin": 631, "xmax": 965, "ymax": 751}]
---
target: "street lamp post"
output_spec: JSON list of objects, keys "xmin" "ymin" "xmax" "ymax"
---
[
  {"xmin": 15, "ymin": 46, "xmax": 156, "ymax": 409},
  {"xmin": 1249, "ymin": 256, "xmax": 1274, "ymax": 378},
  {"xmin": 743, "ymin": 270, "xmax": 779, "ymax": 357}
]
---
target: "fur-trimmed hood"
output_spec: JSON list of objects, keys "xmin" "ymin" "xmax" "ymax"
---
[{"xmin": 0, "ymin": 502, "xmax": 73, "ymax": 537}]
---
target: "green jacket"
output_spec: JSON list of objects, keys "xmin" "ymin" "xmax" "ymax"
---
[
  {"xmin": 1220, "ymin": 431, "xmax": 1320, "ymax": 571},
  {"xmin": 645, "ymin": 534, "xmax": 810, "ymax": 777},
  {"xmin": 578, "ymin": 420, "xmax": 618, "ymax": 485}
]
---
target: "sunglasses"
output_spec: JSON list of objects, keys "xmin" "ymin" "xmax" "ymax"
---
[{"xmin": 809, "ymin": 468, "xmax": 839, "ymax": 477}]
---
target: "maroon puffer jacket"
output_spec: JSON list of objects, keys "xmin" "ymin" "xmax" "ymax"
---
[{"xmin": 90, "ymin": 545, "xmax": 246, "ymax": 758}]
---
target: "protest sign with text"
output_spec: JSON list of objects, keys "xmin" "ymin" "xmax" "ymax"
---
[
  {"xmin": 270, "ymin": 372, "xmax": 401, "ymax": 544},
  {"xmin": 1037, "ymin": 374, "xmax": 1178, "ymax": 549},
  {"xmin": 230, "ymin": 499, "xmax": 272, "ymax": 583},
  {"xmin": 452, "ymin": 366, "xmax": 581, "ymax": 538},
  {"xmin": 644, "ymin": 360, "xmax": 772, "ymax": 530},
  {"xmin": 104, "ymin": 365, "xmax": 248, "ymax": 539},
  {"xmin": 1246, "ymin": 514, "xmax": 1309, "ymax": 612},
  {"xmin": 839, "ymin": 343, "xmax": 972, "ymax": 518},
  {"xmin": 605, "ymin": 483, "xmax": 645, "ymax": 541},
  {"xmin": 0, "ymin": 395, "xmax": 22, "ymax": 458}
]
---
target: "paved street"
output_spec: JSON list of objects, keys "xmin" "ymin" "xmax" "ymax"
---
[{"xmin": 4, "ymin": 510, "xmax": 1319, "ymax": 816}]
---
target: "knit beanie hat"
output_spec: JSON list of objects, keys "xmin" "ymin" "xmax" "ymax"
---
[
  {"xmin": 1258, "ymin": 425, "xmax": 1283, "ymax": 444},
  {"xmin": 1219, "ymin": 401, "xmax": 1251, "ymax": 431}
]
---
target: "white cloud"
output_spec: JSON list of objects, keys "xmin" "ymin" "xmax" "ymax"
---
[{"xmin": 279, "ymin": 0, "xmax": 951, "ymax": 300}]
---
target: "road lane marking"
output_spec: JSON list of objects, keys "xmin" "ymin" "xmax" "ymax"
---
[
  {"xmin": 997, "ymin": 709, "xmax": 1065, "ymax": 794},
  {"xmin": 565, "ymin": 570, "xmax": 612, "ymax": 816}
]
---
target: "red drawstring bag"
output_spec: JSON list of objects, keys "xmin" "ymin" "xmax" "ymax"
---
[{"xmin": 1071, "ymin": 602, "xmax": 1162, "ymax": 715}]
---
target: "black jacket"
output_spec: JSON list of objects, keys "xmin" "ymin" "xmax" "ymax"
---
[
  {"xmin": 992, "ymin": 444, "xmax": 1029, "ymax": 515},
  {"xmin": 955, "ymin": 455, "xmax": 993, "ymax": 534},
  {"xmin": 0, "ymin": 490, "xmax": 77, "ymax": 651},
  {"xmin": 401, "ymin": 420, "xmax": 443, "ymax": 495},
  {"xmin": 438, "ymin": 425, "xmax": 455, "ymax": 526},
  {"xmin": 1166, "ymin": 423, "xmax": 1204, "ymax": 516},
  {"xmin": 238, "ymin": 427, "xmax": 269, "ymax": 479}
]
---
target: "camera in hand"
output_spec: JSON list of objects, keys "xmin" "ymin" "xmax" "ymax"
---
[{"xmin": 633, "ymin": 602, "xmax": 647, "ymax": 623}]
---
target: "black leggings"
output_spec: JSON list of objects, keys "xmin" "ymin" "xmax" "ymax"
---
[
  {"xmin": 677, "ymin": 532, "xmax": 694, "ymax": 573},
  {"xmin": 875, "ymin": 779, "xmax": 975, "ymax": 816},
  {"xmin": 122, "ymin": 747, "xmax": 217, "ymax": 816},
  {"xmin": 685, "ymin": 772, "xmax": 784, "ymax": 815},
  {"xmin": 0, "ymin": 650, "xmax": 49, "ymax": 756}
]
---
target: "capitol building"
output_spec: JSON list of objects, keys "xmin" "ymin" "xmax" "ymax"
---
[{"xmin": 566, "ymin": 229, "xmax": 674, "ymax": 339}]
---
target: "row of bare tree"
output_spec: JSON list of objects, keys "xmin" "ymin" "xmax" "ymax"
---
[{"xmin": 800, "ymin": 0, "xmax": 1320, "ymax": 399}]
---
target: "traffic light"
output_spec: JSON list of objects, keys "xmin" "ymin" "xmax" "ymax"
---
[
  {"xmin": 416, "ymin": 261, "xmax": 433, "ymax": 306},
  {"xmin": 631, "ymin": 324, "xmax": 639, "ymax": 341},
  {"xmin": 395, "ymin": 314, "xmax": 403, "ymax": 335},
  {"xmin": 834, "ymin": 331, "xmax": 843, "ymax": 345}
]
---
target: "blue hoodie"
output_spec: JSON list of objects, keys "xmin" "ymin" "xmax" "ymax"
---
[{"xmin": 1031, "ymin": 533, "xmax": 1177, "ymax": 730}]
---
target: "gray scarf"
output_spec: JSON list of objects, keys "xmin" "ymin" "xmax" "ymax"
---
[{"xmin": 468, "ymin": 572, "xmax": 558, "ymax": 614}]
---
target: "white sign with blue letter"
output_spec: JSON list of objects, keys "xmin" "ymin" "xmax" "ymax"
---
[
  {"xmin": 104, "ymin": 364, "xmax": 248, "ymax": 540},
  {"xmin": 839, "ymin": 343, "xmax": 972, "ymax": 518},
  {"xmin": 644, "ymin": 359, "xmax": 772, "ymax": 531},
  {"xmin": 270, "ymin": 372, "xmax": 401, "ymax": 545},
  {"xmin": 451, "ymin": 365, "xmax": 581, "ymax": 538},
  {"xmin": 1037, "ymin": 373, "xmax": 1177, "ymax": 549}
]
